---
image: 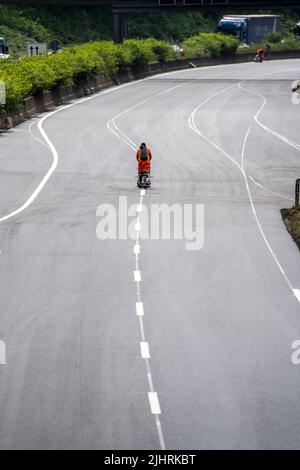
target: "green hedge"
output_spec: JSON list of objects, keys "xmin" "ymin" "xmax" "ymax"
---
[
  {"xmin": 182, "ymin": 33, "xmax": 239, "ymax": 59},
  {"xmin": 237, "ymin": 37, "xmax": 300, "ymax": 54},
  {"xmin": 0, "ymin": 39, "xmax": 173, "ymax": 114}
]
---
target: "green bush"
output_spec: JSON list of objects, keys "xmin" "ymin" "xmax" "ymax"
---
[
  {"xmin": 0, "ymin": 60, "xmax": 32, "ymax": 111},
  {"xmin": 266, "ymin": 32, "xmax": 282, "ymax": 43},
  {"xmin": 182, "ymin": 33, "xmax": 239, "ymax": 58},
  {"xmin": 0, "ymin": 38, "xmax": 174, "ymax": 113},
  {"xmin": 122, "ymin": 39, "xmax": 156, "ymax": 66}
]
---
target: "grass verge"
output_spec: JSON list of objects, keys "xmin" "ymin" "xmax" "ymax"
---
[{"xmin": 281, "ymin": 206, "xmax": 300, "ymax": 251}]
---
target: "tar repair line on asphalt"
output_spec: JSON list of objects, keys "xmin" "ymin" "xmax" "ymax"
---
[
  {"xmin": 248, "ymin": 176, "xmax": 294, "ymax": 202},
  {"xmin": 188, "ymin": 82, "xmax": 300, "ymax": 306}
]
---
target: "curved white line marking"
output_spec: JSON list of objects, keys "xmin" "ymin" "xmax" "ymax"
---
[
  {"xmin": 238, "ymin": 82, "xmax": 300, "ymax": 152},
  {"xmin": 0, "ymin": 109, "xmax": 59, "ymax": 223},
  {"xmin": 106, "ymin": 83, "xmax": 183, "ymax": 151},
  {"xmin": 1, "ymin": 76, "xmax": 178, "ymax": 224},
  {"xmin": 188, "ymin": 84, "xmax": 300, "ymax": 303}
]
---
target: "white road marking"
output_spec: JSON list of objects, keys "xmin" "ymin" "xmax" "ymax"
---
[
  {"xmin": 134, "ymin": 244, "xmax": 140, "ymax": 254},
  {"xmin": 293, "ymin": 289, "xmax": 300, "ymax": 303},
  {"xmin": 148, "ymin": 392, "xmax": 162, "ymax": 415},
  {"xmin": 0, "ymin": 340, "xmax": 6, "ymax": 365},
  {"xmin": 0, "ymin": 73, "xmax": 180, "ymax": 224},
  {"xmin": 248, "ymin": 176, "xmax": 294, "ymax": 202},
  {"xmin": 239, "ymin": 82, "xmax": 300, "ymax": 152},
  {"xmin": 137, "ymin": 205, "xmax": 142, "ymax": 213},
  {"xmin": 106, "ymin": 83, "xmax": 184, "ymax": 151},
  {"xmin": 28, "ymin": 120, "xmax": 50, "ymax": 150},
  {"xmin": 188, "ymin": 84, "xmax": 299, "ymax": 303},
  {"xmin": 140, "ymin": 341, "xmax": 150, "ymax": 358},
  {"xmin": 106, "ymin": 86, "xmax": 173, "ymax": 450},
  {"xmin": 136, "ymin": 302, "xmax": 144, "ymax": 316}
]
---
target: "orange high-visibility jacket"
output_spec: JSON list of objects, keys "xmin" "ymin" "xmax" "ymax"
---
[{"xmin": 136, "ymin": 147, "xmax": 152, "ymax": 173}]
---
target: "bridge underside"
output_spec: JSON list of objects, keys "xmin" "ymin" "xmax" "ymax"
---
[
  {"xmin": 1, "ymin": 0, "xmax": 300, "ymax": 7},
  {"xmin": 1, "ymin": 1, "xmax": 300, "ymax": 43}
]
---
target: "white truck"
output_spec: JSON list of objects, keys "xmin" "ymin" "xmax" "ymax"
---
[{"xmin": 0, "ymin": 36, "xmax": 9, "ymax": 59}]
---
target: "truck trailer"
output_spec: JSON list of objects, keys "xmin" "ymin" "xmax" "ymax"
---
[{"xmin": 217, "ymin": 15, "xmax": 281, "ymax": 45}]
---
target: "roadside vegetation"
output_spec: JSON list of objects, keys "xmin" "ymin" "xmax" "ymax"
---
[
  {"xmin": 0, "ymin": 39, "xmax": 175, "ymax": 115},
  {"xmin": 281, "ymin": 207, "xmax": 300, "ymax": 251},
  {"xmin": 2, "ymin": 4, "xmax": 299, "ymax": 54},
  {"xmin": 0, "ymin": 4, "xmax": 217, "ymax": 53},
  {"xmin": 182, "ymin": 33, "xmax": 239, "ymax": 58},
  {"xmin": 238, "ymin": 35, "xmax": 300, "ymax": 54}
]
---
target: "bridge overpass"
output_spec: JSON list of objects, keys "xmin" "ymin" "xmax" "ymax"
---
[
  {"xmin": 2, "ymin": 0, "xmax": 300, "ymax": 7},
  {"xmin": 1, "ymin": 0, "xmax": 300, "ymax": 42}
]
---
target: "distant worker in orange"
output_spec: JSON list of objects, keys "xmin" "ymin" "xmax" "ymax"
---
[
  {"xmin": 136, "ymin": 142, "xmax": 152, "ymax": 187},
  {"xmin": 256, "ymin": 48, "xmax": 265, "ymax": 62}
]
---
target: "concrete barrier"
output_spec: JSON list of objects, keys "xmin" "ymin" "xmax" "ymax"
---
[{"xmin": 6, "ymin": 49, "xmax": 300, "ymax": 129}]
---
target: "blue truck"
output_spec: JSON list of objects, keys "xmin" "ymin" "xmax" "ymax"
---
[{"xmin": 217, "ymin": 15, "xmax": 281, "ymax": 45}]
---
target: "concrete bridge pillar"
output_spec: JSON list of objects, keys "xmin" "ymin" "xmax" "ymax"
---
[{"xmin": 113, "ymin": 12, "xmax": 123, "ymax": 43}]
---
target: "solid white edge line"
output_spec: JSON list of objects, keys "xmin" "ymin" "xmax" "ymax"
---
[
  {"xmin": 140, "ymin": 341, "xmax": 150, "ymax": 358},
  {"xmin": 148, "ymin": 392, "xmax": 162, "ymax": 415},
  {"xmin": 135, "ymin": 222, "xmax": 141, "ymax": 232},
  {"xmin": 136, "ymin": 302, "xmax": 144, "ymax": 316},
  {"xmin": 140, "ymin": 189, "xmax": 146, "ymax": 196},
  {"xmin": 134, "ymin": 270, "xmax": 141, "ymax": 282}
]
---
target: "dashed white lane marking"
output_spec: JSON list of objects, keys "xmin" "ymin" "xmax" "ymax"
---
[
  {"xmin": 248, "ymin": 176, "xmax": 294, "ymax": 202},
  {"xmin": 0, "ymin": 340, "xmax": 6, "ymax": 365},
  {"xmin": 136, "ymin": 302, "xmax": 144, "ymax": 316},
  {"xmin": 188, "ymin": 84, "xmax": 300, "ymax": 304},
  {"xmin": 140, "ymin": 342, "xmax": 150, "ymax": 358},
  {"xmin": 148, "ymin": 392, "xmax": 162, "ymax": 415},
  {"xmin": 134, "ymin": 244, "xmax": 140, "ymax": 255},
  {"xmin": 294, "ymin": 289, "xmax": 300, "ymax": 303},
  {"xmin": 106, "ymin": 80, "xmax": 189, "ymax": 452}
]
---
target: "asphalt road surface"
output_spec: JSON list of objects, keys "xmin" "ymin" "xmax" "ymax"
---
[{"xmin": 0, "ymin": 59, "xmax": 300, "ymax": 450}]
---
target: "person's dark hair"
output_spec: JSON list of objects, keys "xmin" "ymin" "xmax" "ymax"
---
[{"xmin": 140, "ymin": 142, "xmax": 146, "ymax": 149}]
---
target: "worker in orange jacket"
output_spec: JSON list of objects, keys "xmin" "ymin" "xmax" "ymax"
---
[
  {"xmin": 256, "ymin": 48, "xmax": 265, "ymax": 62},
  {"xmin": 136, "ymin": 143, "xmax": 152, "ymax": 186}
]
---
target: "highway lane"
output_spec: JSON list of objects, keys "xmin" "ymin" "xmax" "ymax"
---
[{"xmin": 0, "ymin": 59, "xmax": 300, "ymax": 449}]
